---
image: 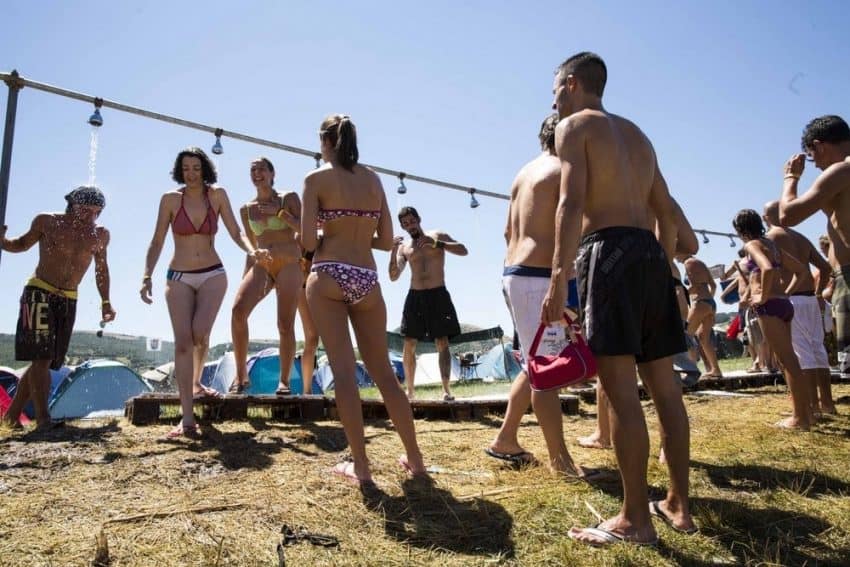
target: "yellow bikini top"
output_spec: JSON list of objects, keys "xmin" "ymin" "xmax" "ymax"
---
[{"xmin": 248, "ymin": 213, "xmax": 289, "ymax": 236}]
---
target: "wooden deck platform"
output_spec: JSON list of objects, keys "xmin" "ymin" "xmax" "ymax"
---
[{"xmin": 124, "ymin": 393, "xmax": 580, "ymax": 426}]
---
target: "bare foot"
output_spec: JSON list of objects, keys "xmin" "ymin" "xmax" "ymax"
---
[
  {"xmin": 577, "ymin": 433, "xmax": 611, "ymax": 449},
  {"xmin": 331, "ymin": 461, "xmax": 373, "ymax": 486},
  {"xmin": 820, "ymin": 405, "xmax": 837, "ymax": 416},
  {"xmin": 649, "ymin": 500, "xmax": 697, "ymax": 534},
  {"xmin": 774, "ymin": 416, "xmax": 810, "ymax": 431},
  {"xmin": 398, "ymin": 455, "xmax": 428, "ymax": 476}
]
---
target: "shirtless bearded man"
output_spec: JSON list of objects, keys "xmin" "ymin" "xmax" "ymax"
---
[{"xmin": 389, "ymin": 207, "xmax": 467, "ymax": 400}]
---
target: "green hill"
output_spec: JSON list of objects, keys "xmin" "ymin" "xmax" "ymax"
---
[{"xmin": 0, "ymin": 333, "xmax": 297, "ymax": 373}]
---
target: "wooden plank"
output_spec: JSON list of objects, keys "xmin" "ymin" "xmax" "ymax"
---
[{"xmin": 125, "ymin": 398, "xmax": 160, "ymax": 425}]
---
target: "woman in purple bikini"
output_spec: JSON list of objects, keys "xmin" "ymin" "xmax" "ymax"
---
[
  {"xmin": 733, "ymin": 209, "xmax": 812, "ymax": 430},
  {"xmin": 301, "ymin": 114, "xmax": 426, "ymax": 485}
]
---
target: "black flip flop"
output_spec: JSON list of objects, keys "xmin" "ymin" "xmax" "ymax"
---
[{"xmin": 484, "ymin": 447, "xmax": 536, "ymax": 466}]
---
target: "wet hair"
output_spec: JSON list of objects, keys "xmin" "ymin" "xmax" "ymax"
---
[
  {"xmin": 539, "ymin": 113, "xmax": 559, "ymax": 152},
  {"xmin": 171, "ymin": 147, "xmax": 217, "ymax": 184},
  {"xmin": 732, "ymin": 209, "xmax": 766, "ymax": 240},
  {"xmin": 556, "ymin": 52, "xmax": 607, "ymax": 97},
  {"xmin": 801, "ymin": 115, "xmax": 850, "ymax": 151},
  {"xmin": 319, "ymin": 114, "xmax": 359, "ymax": 171},
  {"xmin": 65, "ymin": 185, "xmax": 105, "ymax": 213},
  {"xmin": 398, "ymin": 206, "xmax": 420, "ymax": 222},
  {"xmin": 252, "ymin": 156, "xmax": 275, "ymax": 186}
]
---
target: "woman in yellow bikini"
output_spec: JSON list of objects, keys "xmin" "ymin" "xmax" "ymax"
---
[{"xmin": 230, "ymin": 157, "xmax": 318, "ymax": 394}]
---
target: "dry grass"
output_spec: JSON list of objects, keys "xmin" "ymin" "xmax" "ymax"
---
[{"xmin": 1, "ymin": 383, "xmax": 849, "ymax": 566}]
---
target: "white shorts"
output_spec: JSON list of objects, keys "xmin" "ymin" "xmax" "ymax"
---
[
  {"xmin": 502, "ymin": 274, "xmax": 569, "ymax": 371},
  {"xmin": 789, "ymin": 294, "xmax": 829, "ymax": 370}
]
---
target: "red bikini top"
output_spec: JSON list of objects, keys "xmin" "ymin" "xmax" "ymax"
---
[{"xmin": 172, "ymin": 188, "xmax": 218, "ymax": 236}]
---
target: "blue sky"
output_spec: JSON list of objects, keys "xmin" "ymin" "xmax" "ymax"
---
[{"xmin": 1, "ymin": 1, "xmax": 848, "ymax": 347}]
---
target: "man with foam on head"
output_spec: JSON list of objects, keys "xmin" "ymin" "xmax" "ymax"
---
[{"xmin": 1, "ymin": 186, "xmax": 115, "ymax": 429}]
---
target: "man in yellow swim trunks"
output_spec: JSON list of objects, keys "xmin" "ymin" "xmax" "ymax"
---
[{"xmin": 1, "ymin": 186, "xmax": 115, "ymax": 428}]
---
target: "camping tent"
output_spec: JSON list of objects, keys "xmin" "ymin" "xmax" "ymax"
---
[
  {"xmin": 313, "ymin": 361, "xmax": 374, "ymax": 393},
  {"xmin": 475, "ymin": 343, "xmax": 522, "ymax": 381},
  {"xmin": 0, "ymin": 366, "xmax": 19, "ymax": 398},
  {"xmin": 141, "ymin": 362, "xmax": 175, "ymax": 391},
  {"xmin": 204, "ymin": 349, "xmax": 314, "ymax": 395},
  {"xmin": 0, "ymin": 366, "xmax": 30, "ymax": 425},
  {"xmin": 410, "ymin": 353, "xmax": 462, "ymax": 385},
  {"xmin": 49, "ymin": 359, "xmax": 153, "ymax": 419},
  {"xmin": 242, "ymin": 348, "xmax": 301, "ymax": 394}
]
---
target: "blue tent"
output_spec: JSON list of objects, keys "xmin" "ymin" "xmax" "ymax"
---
[
  {"xmin": 313, "ymin": 361, "xmax": 374, "ymax": 393},
  {"xmin": 49, "ymin": 359, "xmax": 153, "ymax": 419},
  {"xmin": 475, "ymin": 343, "xmax": 522, "ymax": 381},
  {"xmin": 389, "ymin": 351, "xmax": 404, "ymax": 380},
  {"xmin": 0, "ymin": 367, "xmax": 19, "ymax": 398},
  {"xmin": 211, "ymin": 349, "xmax": 312, "ymax": 395}
]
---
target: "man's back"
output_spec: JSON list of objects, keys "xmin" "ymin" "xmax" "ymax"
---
[
  {"xmin": 767, "ymin": 226, "xmax": 819, "ymax": 293},
  {"xmin": 505, "ymin": 152, "xmax": 560, "ymax": 268},
  {"xmin": 575, "ymin": 110, "xmax": 657, "ymax": 234}
]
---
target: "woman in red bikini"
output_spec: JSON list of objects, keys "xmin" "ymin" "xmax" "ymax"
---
[
  {"xmin": 733, "ymin": 208, "xmax": 812, "ymax": 430},
  {"xmin": 141, "ymin": 147, "xmax": 269, "ymax": 439},
  {"xmin": 301, "ymin": 114, "xmax": 426, "ymax": 484},
  {"xmin": 229, "ymin": 157, "xmax": 319, "ymax": 395}
]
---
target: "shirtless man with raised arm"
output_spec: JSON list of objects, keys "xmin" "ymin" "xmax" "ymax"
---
[
  {"xmin": 779, "ymin": 115, "xmax": 850, "ymax": 384},
  {"xmin": 1, "ymin": 186, "xmax": 115, "ymax": 428},
  {"xmin": 544, "ymin": 52, "xmax": 694, "ymax": 546},
  {"xmin": 680, "ymin": 254, "xmax": 722, "ymax": 378},
  {"xmin": 764, "ymin": 200, "xmax": 835, "ymax": 416},
  {"xmin": 388, "ymin": 207, "xmax": 467, "ymax": 400}
]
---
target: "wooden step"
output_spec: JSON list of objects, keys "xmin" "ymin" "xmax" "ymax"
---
[{"xmin": 124, "ymin": 392, "xmax": 580, "ymax": 425}]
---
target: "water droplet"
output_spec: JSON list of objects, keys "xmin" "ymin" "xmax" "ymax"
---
[{"xmin": 88, "ymin": 127, "xmax": 99, "ymax": 186}]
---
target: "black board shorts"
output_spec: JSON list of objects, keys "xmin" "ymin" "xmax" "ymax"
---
[
  {"xmin": 15, "ymin": 285, "xmax": 77, "ymax": 370},
  {"xmin": 575, "ymin": 226, "xmax": 686, "ymax": 363},
  {"xmin": 401, "ymin": 286, "xmax": 461, "ymax": 341}
]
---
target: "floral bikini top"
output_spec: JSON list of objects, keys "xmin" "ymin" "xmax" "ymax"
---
[{"xmin": 316, "ymin": 208, "xmax": 381, "ymax": 227}]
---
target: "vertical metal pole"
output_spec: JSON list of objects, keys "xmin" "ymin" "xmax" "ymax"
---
[{"xmin": 0, "ymin": 70, "xmax": 23, "ymax": 267}]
